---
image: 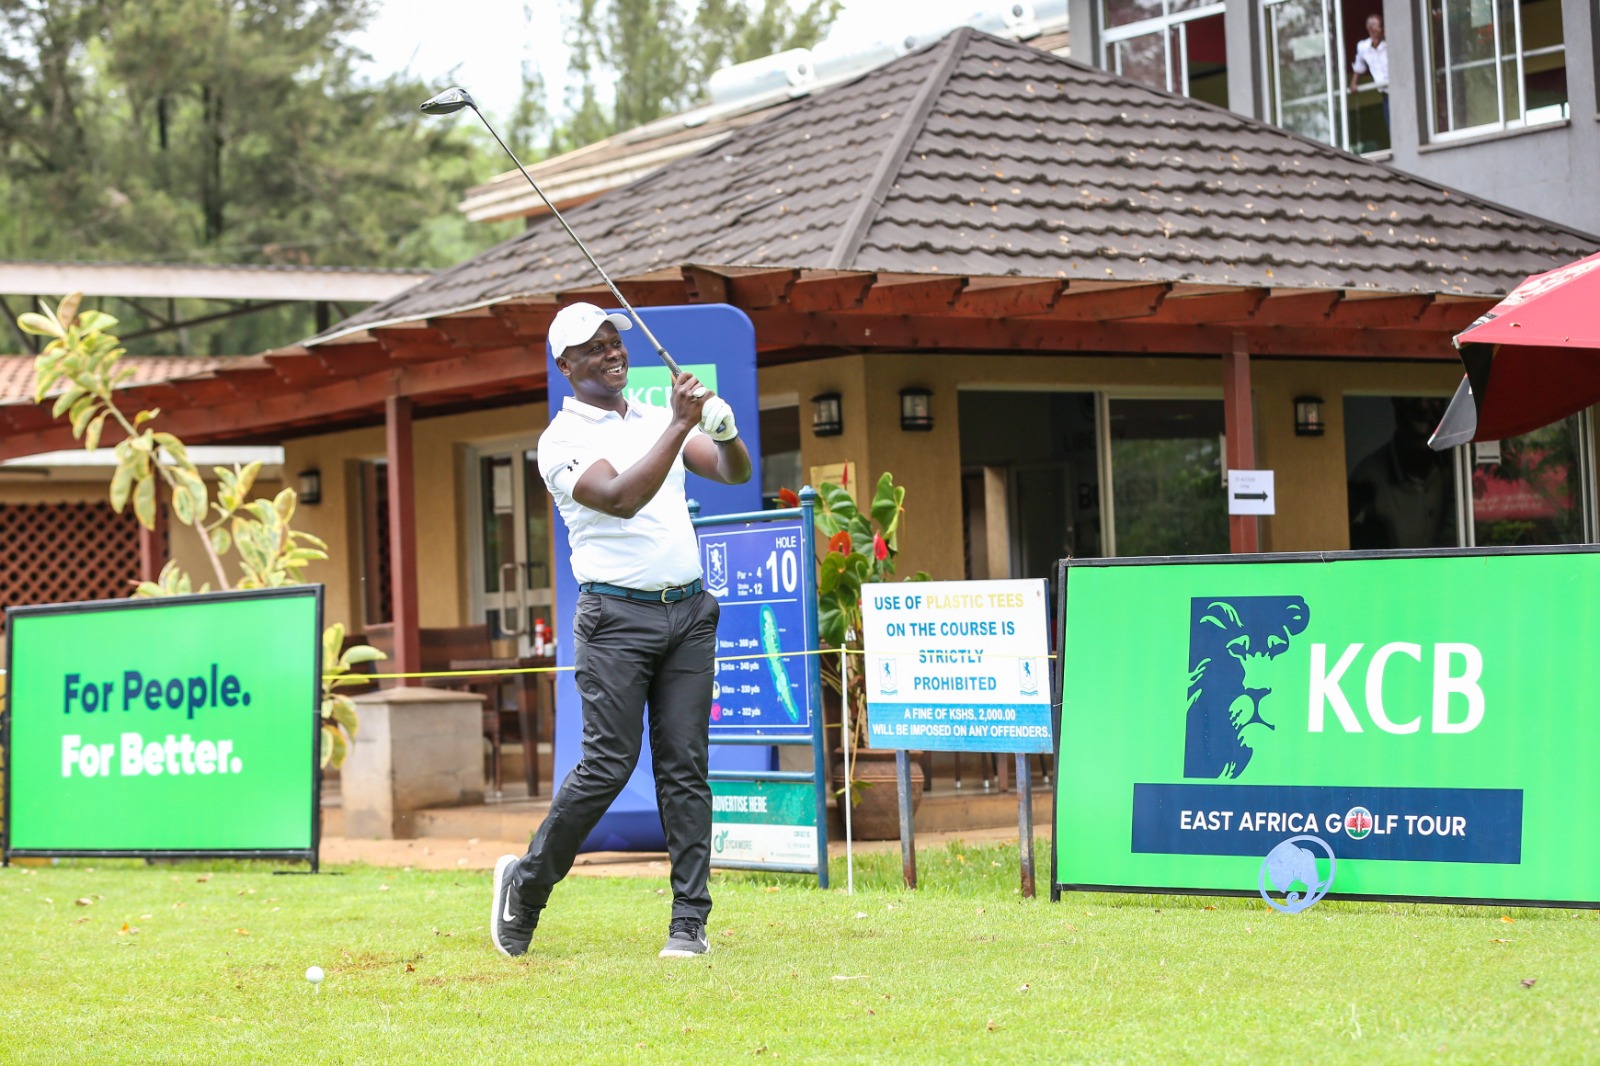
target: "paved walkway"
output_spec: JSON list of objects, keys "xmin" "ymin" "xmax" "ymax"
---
[{"xmin": 321, "ymin": 823, "xmax": 1031, "ymax": 876}]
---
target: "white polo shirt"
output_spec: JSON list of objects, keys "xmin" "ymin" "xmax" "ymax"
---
[
  {"xmin": 538, "ymin": 396, "xmax": 703, "ymax": 590},
  {"xmin": 1353, "ymin": 38, "xmax": 1388, "ymax": 90}
]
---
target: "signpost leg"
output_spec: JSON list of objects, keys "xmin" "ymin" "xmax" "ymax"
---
[
  {"xmin": 840, "ymin": 647, "xmax": 855, "ymax": 895},
  {"xmin": 1016, "ymin": 753, "xmax": 1035, "ymax": 899},
  {"xmin": 896, "ymin": 749, "xmax": 917, "ymax": 890}
]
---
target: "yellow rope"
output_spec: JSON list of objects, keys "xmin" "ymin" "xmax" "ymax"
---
[{"xmin": 329, "ymin": 646, "xmax": 1055, "ymax": 682}]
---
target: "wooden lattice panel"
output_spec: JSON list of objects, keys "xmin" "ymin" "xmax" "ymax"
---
[{"xmin": 0, "ymin": 502, "xmax": 144, "ymax": 613}]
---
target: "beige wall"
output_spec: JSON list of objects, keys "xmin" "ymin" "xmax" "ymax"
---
[
  {"xmin": 762, "ymin": 352, "xmax": 1468, "ymax": 578},
  {"xmin": 1254, "ymin": 360, "xmax": 1461, "ymax": 552},
  {"xmin": 283, "ymin": 402, "xmax": 547, "ymax": 634}
]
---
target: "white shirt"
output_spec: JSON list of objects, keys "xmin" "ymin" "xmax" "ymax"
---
[
  {"xmin": 1353, "ymin": 38, "xmax": 1388, "ymax": 90},
  {"xmin": 538, "ymin": 396, "xmax": 703, "ymax": 590}
]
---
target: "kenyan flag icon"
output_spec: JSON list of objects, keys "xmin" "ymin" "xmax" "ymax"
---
[{"xmin": 1344, "ymin": 806, "xmax": 1374, "ymax": 839}]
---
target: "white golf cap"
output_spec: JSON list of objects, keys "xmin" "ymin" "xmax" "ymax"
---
[{"xmin": 548, "ymin": 302, "xmax": 631, "ymax": 356}]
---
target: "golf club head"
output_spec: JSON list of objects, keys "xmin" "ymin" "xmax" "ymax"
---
[{"xmin": 419, "ymin": 87, "xmax": 475, "ymax": 115}]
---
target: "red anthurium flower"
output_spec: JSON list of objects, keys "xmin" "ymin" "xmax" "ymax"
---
[
  {"xmin": 873, "ymin": 533, "xmax": 889, "ymax": 561},
  {"xmin": 778, "ymin": 487, "xmax": 800, "ymax": 508},
  {"xmin": 828, "ymin": 531, "xmax": 852, "ymax": 556}
]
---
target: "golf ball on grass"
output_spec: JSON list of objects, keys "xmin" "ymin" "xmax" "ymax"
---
[{"xmin": 306, "ymin": 966, "xmax": 324, "ymax": 985}]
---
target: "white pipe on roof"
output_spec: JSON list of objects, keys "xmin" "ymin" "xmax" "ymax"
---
[{"xmin": 708, "ymin": 48, "xmax": 816, "ymax": 105}]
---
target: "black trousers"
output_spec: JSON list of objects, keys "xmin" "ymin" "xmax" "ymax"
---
[{"xmin": 510, "ymin": 589, "xmax": 719, "ymax": 922}]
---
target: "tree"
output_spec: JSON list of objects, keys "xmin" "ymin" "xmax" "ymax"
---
[
  {"xmin": 559, "ymin": 0, "xmax": 840, "ymax": 143},
  {"xmin": 0, "ymin": 0, "xmax": 516, "ymax": 269},
  {"xmin": 0, "ymin": 0, "xmax": 521, "ymax": 354}
]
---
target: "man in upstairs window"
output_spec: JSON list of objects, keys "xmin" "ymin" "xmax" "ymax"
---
[{"xmin": 1352, "ymin": 14, "xmax": 1389, "ymax": 129}]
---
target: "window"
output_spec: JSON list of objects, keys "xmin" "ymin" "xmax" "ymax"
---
[
  {"xmin": 957, "ymin": 391, "xmax": 1102, "ymax": 580},
  {"xmin": 1102, "ymin": 0, "xmax": 1230, "ymax": 108},
  {"xmin": 759, "ymin": 405, "xmax": 801, "ymax": 509},
  {"xmin": 1425, "ymin": 0, "xmax": 1567, "ymax": 137},
  {"xmin": 357, "ymin": 459, "xmax": 392, "ymax": 626},
  {"xmin": 1107, "ymin": 397, "xmax": 1228, "ymax": 556},
  {"xmin": 1345, "ymin": 397, "xmax": 1459, "ymax": 549},
  {"xmin": 1345, "ymin": 397, "xmax": 1595, "ymax": 549},
  {"xmin": 1262, "ymin": 0, "xmax": 1391, "ymax": 153},
  {"xmin": 1460, "ymin": 415, "xmax": 1595, "ymax": 546}
]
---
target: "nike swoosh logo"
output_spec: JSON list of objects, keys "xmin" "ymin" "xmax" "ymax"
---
[{"xmin": 503, "ymin": 897, "xmax": 517, "ymax": 924}]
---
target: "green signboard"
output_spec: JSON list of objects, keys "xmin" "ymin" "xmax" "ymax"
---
[
  {"xmin": 710, "ymin": 779, "xmax": 817, "ymax": 869},
  {"xmin": 4, "ymin": 587, "xmax": 322, "ymax": 863},
  {"xmin": 625, "ymin": 363, "xmax": 717, "ymax": 409},
  {"xmin": 1053, "ymin": 548, "xmax": 1600, "ymax": 906}
]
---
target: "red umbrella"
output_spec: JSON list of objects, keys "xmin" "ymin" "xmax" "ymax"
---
[{"xmin": 1430, "ymin": 250, "xmax": 1600, "ymax": 449}]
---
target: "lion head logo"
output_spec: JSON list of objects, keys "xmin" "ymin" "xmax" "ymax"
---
[{"xmin": 1184, "ymin": 596, "xmax": 1310, "ymax": 780}]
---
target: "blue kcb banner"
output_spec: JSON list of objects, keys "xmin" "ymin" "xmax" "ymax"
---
[{"xmin": 546, "ymin": 304, "xmax": 767, "ymax": 852}]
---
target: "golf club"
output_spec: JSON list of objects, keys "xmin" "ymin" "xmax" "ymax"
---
[{"xmin": 420, "ymin": 86, "xmax": 698, "ymax": 389}]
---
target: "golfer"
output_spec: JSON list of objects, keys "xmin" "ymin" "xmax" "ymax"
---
[{"xmin": 492, "ymin": 302, "xmax": 751, "ymax": 959}]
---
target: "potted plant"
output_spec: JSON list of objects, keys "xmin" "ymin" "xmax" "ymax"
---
[{"xmin": 807, "ymin": 472, "xmax": 928, "ymax": 839}]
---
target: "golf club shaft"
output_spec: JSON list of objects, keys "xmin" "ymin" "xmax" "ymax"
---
[{"xmin": 468, "ymin": 106, "xmax": 684, "ymax": 377}]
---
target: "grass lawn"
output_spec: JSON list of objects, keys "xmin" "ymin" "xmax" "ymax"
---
[{"xmin": 3, "ymin": 839, "xmax": 1597, "ymax": 1064}]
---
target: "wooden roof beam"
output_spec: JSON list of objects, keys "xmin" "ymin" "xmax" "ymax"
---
[
  {"xmin": 313, "ymin": 346, "xmax": 398, "ymax": 377},
  {"xmin": 264, "ymin": 352, "xmax": 337, "ymax": 387},
  {"xmin": 785, "ymin": 272, "xmax": 876, "ymax": 313},
  {"xmin": 1130, "ymin": 288, "xmax": 1268, "ymax": 325},
  {"xmin": 681, "ymin": 265, "xmax": 729, "ymax": 303},
  {"xmin": 371, "ymin": 325, "xmax": 466, "ymax": 363},
  {"xmin": 1325, "ymin": 294, "xmax": 1434, "ymax": 328},
  {"xmin": 858, "ymin": 276, "xmax": 967, "ymax": 316},
  {"xmin": 724, "ymin": 268, "xmax": 800, "ymax": 309},
  {"xmin": 948, "ymin": 279, "xmax": 1064, "ymax": 317},
  {"xmin": 1237, "ymin": 291, "xmax": 1344, "ymax": 325},
  {"xmin": 555, "ymin": 277, "xmax": 690, "ymax": 307},
  {"xmin": 1048, "ymin": 283, "xmax": 1171, "ymax": 321},
  {"xmin": 430, "ymin": 314, "xmax": 525, "ymax": 349},
  {"xmin": 87, "ymin": 345, "xmax": 543, "ymax": 451},
  {"xmin": 746, "ymin": 311, "xmax": 1458, "ymax": 360},
  {"xmin": 155, "ymin": 376, "xmax": 238, "ymax": 405},
  {"xmin": 1390, "ymin": 298, "xmax": 1490, "ymax": 332},
  {"xmin": 0, "ymin": 421, "xmax": 83, "ymax": 461},
  {"xmin": 491, "ymin": 304, "xmax": 559, "ymax": 340}
]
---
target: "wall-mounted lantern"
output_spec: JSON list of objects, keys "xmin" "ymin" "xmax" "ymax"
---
[
  {"xmin": 1293, "ymin": 396, "xmax": 1325, "ymax": 437},
  {"xmin": 811, "ymin": 392, "xmax": 843, "ymax": 437},
  {"xmin": 297, "ymin": 468, "xmax": 323, "ymax": 505},
  {"xmin": 899, "ymin": 387, "xmax": 934, "ymax": 432}
]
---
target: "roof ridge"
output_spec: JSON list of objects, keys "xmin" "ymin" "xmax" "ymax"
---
[{"xmin": 825, "ymin": 30, "xmax": 972, "ymax": 270}]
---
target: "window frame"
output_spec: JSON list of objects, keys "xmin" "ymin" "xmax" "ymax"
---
[
  {"xmin": 1423, "ymin": 0, "xmax": 1569, "ymax": 141},
  {"xmin": 1100, "ymin": 0, "xmax": 1228, "ymax": 96}
]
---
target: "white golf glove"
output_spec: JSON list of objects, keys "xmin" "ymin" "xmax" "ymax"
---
[{"xmin": 699, "ymin": 396, "xmax": 738, "ymax": 441}]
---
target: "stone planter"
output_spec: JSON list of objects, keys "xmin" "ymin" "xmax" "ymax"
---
[{"xmin": 339, "ymin": 687, "xmax": 486, "ymax": 839}]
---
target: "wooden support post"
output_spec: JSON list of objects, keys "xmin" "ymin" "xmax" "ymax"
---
[
  {"xmin": 138, "ymin": 480, "xmax": 167, "ymax": 584},
  {"xmin": 386, "ymin": 393, "xmax": 422, "ymax": 684},
  {"xmin": 1224, "ymin": 333, "xmax": 1259, "ymax": 554}
]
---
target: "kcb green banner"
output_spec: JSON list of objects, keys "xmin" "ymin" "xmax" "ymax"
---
[
  {"xmin": 1053, "ymin": 549, "xmax": 1600, "ymax": 906},
  {"xmin": 4, "ymin": 587, "xmax": 322, "ymax": 861}
]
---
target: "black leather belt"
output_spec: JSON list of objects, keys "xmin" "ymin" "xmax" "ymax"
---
[{"xmin": 580, "ymin": 579, "xmax": 702, "ymax": 603}]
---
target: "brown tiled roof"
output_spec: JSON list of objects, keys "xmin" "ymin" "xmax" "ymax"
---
[
  {"xmin": 0, "ymin": 355, "xmax": 241, "ymax": 405},
  {"xmin": 319, "ymin": 27, "xmax": 1597, "ymax": 341}
]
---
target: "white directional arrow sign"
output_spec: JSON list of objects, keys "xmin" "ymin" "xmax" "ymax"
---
[{"xmin": 1227, "ymin": 469, "xmax": 1276, "ymax": 516}]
